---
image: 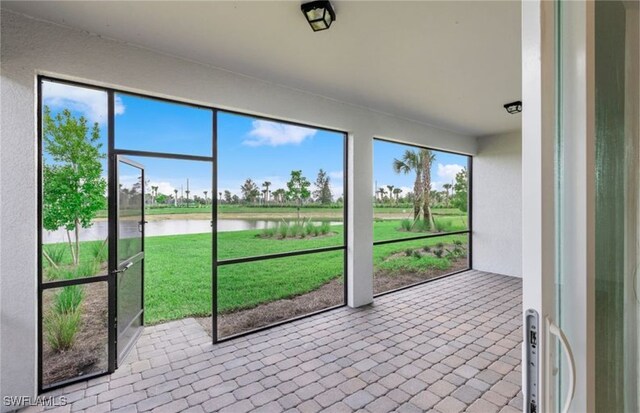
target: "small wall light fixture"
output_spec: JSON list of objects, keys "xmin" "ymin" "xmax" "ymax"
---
[
  {"xmin": 301, "ymin": 0, "xmax": 336, "ymax": 32},
  {"xmin": 504, "ymin": 101, "xmax": 523, "ymax": 114}
]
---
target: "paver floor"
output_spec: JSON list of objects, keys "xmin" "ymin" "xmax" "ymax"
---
[{"xmin": 27, "ymin": 270, "xmax": 523, "ymax": 413}]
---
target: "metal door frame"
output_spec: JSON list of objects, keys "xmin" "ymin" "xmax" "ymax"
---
[{"xmin": 111, "ymin": 155, "xmax": 146, "ymax": 367}]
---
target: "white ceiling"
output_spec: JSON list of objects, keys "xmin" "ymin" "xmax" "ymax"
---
[{"xmin": 3, "ymin": 1, "xmax": 522, "ymax": 136}]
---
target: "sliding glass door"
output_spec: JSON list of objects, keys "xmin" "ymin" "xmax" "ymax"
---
[{"xmin": 523, "ymin": 1, "xmax": 639, "ymax": 411}]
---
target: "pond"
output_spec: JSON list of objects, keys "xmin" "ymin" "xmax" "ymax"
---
[{"xmin": 43, "ymin": 219, "xmax": 343, "ymax": 244}]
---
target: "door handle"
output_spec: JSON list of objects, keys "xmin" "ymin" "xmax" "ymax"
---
[
  {"xmin": 546, "ymin": 318, "xmax": 576, "ymax": 413},
  {"xmin": 112, "ymin": 261, "xmax": 133, "ymax": 274}
]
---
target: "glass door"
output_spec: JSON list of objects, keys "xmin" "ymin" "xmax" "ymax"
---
[
  {"xmin": 114, "ymin": 156, "xmax": 145, "ymax": 365},
  {"xmin": 524, "ymin": 1, "xmax": 640, "ymax": 412}
]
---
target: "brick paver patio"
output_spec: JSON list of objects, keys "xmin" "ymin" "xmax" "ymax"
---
[{"xmin": 27, "ymin": 270, "xmax": 523, "ymax": 413}]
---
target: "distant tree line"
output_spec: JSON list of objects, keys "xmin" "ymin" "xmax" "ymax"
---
[
  {"xmin": 374, "ymin": 166, "xmax": 468, "ymax": 212},
  {"xmin": 232, "ymin": 169, "xmax": 339, "ymax": 206}
]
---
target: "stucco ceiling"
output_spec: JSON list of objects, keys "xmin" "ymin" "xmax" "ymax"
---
[{"xmin": 2, "ymin": 1, "xmax": 522, "ymax": 136}]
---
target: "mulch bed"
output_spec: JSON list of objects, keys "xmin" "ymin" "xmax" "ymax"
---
[
  {"xmin": 373, "ymin": 257, "xmax": 468, "ymax": 294},
  {"xmin": 197, "ymin": 257, "xmax": 468, "ymax": 338},
  {"xmin": 197, "ymin": 279, "xmax": 345, "ymax": 338},
  {"xmin": 42, "ymin": 282, "xmax": 109, "ymax": 388}
]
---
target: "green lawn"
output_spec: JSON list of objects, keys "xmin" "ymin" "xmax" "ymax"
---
[{"xmin": 43, "ymin": 216, "xmax": 468, "ymax": 324}]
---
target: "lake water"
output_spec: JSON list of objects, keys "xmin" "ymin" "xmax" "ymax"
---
[{"xmin": 43, "ymin": 219, "xmax": 342, "ymax": 244}]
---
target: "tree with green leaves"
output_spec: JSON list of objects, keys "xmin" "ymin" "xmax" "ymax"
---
[
  {"xmin": 313, "ymin": 169, "xmax": 333, "ymax": 205},
  {"xmin": 272, "ymin": 188, "xmax": 286, "ymax": 204},
  {"xmin": 442, "ymin": 183, "xmax": 452, "ymax": 208},
  {"xmin": 223, "ymin": 190, "xmax": 232, "ymax": 203},
  {"xmin": 262, "ymin": 181, "xmax": 271, "ymax": 203},
  {"xmin": 285, "ymin": 170, "xmax": 311, "ymax": 222},
  {"xmin": 393, "ymin": 148, "xmax": 436, "ymax": 229},
  {"xmin": 386, "ymin": 185, "xmax": 395, "ymax": 204},
  {"xmin": 451, "ymin": 168, "xmax": 468, "ymax": 212},
  {"xmin": 240, "ymin": 178, "xmax": 260, "ymax": 203},
  {"xmin": 393, "ymin": 187, "xmax": 402, "ymax": 203},
  {"xmin": 42, "ymin": 107, "xmax": 107, "ymax": 267}
]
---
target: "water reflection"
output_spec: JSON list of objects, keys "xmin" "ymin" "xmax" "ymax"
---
[{"xmin": 43, "ymin": 219, "xmax": 342, "ymax": 244}]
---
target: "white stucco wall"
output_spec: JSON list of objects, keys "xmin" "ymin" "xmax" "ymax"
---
[
  {"xmin": 472, "ymin": 131, "xmax": 522, "ymax": 277},
  {"xmin": 0, "ymin": 10, "xmax": 477, "ymax": 407}
]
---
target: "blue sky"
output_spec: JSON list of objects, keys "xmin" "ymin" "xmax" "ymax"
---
[
  {"xmin": 42, "ymin": 80, "xmax": 467, "ymax": 199},
  {"xmin": 373, "ymin": 140, "xmax": 468, "ymax": 196}
]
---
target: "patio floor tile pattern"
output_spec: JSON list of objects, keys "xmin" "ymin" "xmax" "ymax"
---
[{"xmin": 25, "ymin": 270, "xmax": 523, "ymax": 413}]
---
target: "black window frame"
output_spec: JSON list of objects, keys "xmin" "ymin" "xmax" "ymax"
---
[
  {"xmin": 37, "ymin": 75, "xmax": 349, "ymax": 392},
  {"xmin": 372, "ymin": 137, "xmax": 473, "ymax": 297}
]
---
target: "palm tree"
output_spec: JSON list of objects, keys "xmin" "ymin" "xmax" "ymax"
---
[
  {"xmin": 442, "ymin": 183, "xmax": 452, "ymax": 208},
  {"xmin": 393, "ymin": 187, "xmax": 402, "ymax": 203},
  {"xmin": 393, "ymin": 148, "xmax": 436, "ymax": 229},
  {"xmin": 203, "ymin": 190, "xmax": 208, "ymax": 205},
  {"xmin": 386, "ymin": 185, "xmax": 394, "ymax": 204},
  {"xmin": 151, "ymin": 185, "xmax": 159, "ymax": 205},
  {"xmin": 393, "ymin": 150, "xmax": 422, "ymax": 221},
  {"xmin": 377, "ymin": 187, "xmax": 386, "ymax": 201},
  {"xmin": 262, "ymin": 181, "xmax": 271, "ymax": 203},
  {"xmin": 272, "ymin": 188, "xmax": 285, "ymax": 204},
  {"xmin": 421, "ymin": 149, "xmax": 436, "ymax": 228},
  {"xmin": 173, "ymin": 189, "xmax": 178, "ymax": 207}
]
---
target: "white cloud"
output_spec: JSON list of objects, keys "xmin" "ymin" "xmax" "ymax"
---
[
  {"xmin": 43, "ymin": 81, "xmax": 124, "ymax": 125},
  {"xmin": 243, "ymin": 120, "xmax": 316, "ymax": 147},
  {"xmin": 148, "ymin": 181, "xmax": 176, "ymax": 196},
  {"xmin": 436, "ymin": 163, "xmax": 464, "ymax": 183},
  {"xmin": 328, "ymin": 171, "xmax": 343, "ymax": 180}
]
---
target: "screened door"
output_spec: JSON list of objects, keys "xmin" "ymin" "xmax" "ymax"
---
[{"xmin": 114, "ymin": 156, "xmax": 145, "ymax": 365}]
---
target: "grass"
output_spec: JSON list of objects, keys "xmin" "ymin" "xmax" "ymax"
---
[
  {"xmin": 43, "ymin": 216, "xmax": 468, "ymax": 324},
  {"xmin": 44, "ymin": 310, "xmax": 81, "ymax": 351}
]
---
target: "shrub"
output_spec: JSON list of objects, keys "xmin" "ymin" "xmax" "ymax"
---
[
  {"xmin": 434, "ymin": 219, "xmax": 454, "ymax": 232},
  {"xmin": 290, "ymin": 223, "xmax": 304, "ymax": 238},
  {"xmin": 89, "ymin": 241, "xmax": 108, "ymax": 263},
  {"xmin": 400, "ymin": 219, "xmax": 412, "ymax": 231},
  {"xmin": 278, "ymin": 224, "xmax": 289, "ymax": 239},
  {"xmin": 422, "ymin": 245, "xmax": 431, "ymax": 252},
  {"xmin": 313, "ymin": 226, "xmax": 320, "ymax": 237},
  {"xmin": 44, "ymin": 310, "xmax": 81, "ymax": 351},
  {"xmin": 54, "ymin": 285, "xmax": 84, "ymax": 315},
  {"xmin": 261, "ymin": 227, "xmax": 276, "ymax": 238},
  {"xmin": 76, "ymin": 260, "xmax": 100, "ymax": 278},
  {"xmin": 320, "ymin": 222, "xmax": 330, "ymax": 235},
  {"xmin": 305, "ymin": 222, "xmax": 315, "ymax": 236},
  {"xmin": 43, "ymin": 244, "xmax": 67, "ymax": 266},
  {"xmin": 436, "ymin": 242, "xmax": 445, "ymax": 249},
  {"xmin": 412, "ymin": 250, "xmax": 422, "ymax": 259},
  {"xmin": 433, "ymin": 248, "xmax": 445, "ymax": 258},
  {"xmin": 405, "ymin": 249, "xmax": 413, "ymax": 257},
  {"xmin": 415, "ymin": 220, "xmax": 431, "ymax": 232},
  {"xmin": 45, "ymin": 267, "xmax": 73, "ymax": 282}
]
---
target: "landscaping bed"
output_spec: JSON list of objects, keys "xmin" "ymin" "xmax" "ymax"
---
[
  {"xmin": 198, "ymin": 277, "xmax": 345, "ymax": 338},
  {"xmin": 42, "ymin": 282, "xmax": 108, "ymax": 388}
]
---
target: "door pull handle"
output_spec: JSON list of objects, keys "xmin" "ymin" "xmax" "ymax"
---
[
  {"xmin": 546, "ymin": 318, "xmax": 576, "ymax": 413},
  {"xmin": 112, "ymin": 261, "xmax": 134, "ymax": 274}
]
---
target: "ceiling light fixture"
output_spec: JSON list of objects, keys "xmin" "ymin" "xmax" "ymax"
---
[
  {"xmin": 301, "ymin": 0, "xmax": 336, "ymax": 32},
  {"xmin": 504, "ymin": 101, "xmax": 523, "ymax": 114}
]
